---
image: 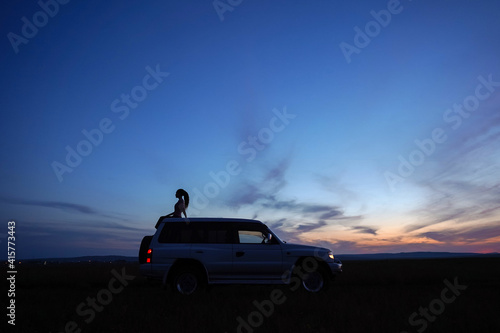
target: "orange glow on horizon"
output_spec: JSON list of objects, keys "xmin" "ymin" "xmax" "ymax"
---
[{"xmin": 285, "ymin": 224, "xmax": 500, "ymax": 254}]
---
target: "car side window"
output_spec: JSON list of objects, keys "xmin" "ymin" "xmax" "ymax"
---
[
  {"xmin": 238, "ymin": 230, "xmax": 266, "ymax": 244},
  {"xmin": 205, "ymin": 229, "xmax": 230, "ymax": 243},
  {"xmin": 235, "ymin": 222, "xmax": 279, "ymax": 244},
  {"xmin": 193, "ymin": 224, "xmax": 231, "ymax": 244},
  {"xmin": 158, "ymin": 223, "xmax": 191, "ymax": 243}
]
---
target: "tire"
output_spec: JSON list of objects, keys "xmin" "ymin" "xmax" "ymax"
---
[
  {"xmin": 299, "ymin": 260, "xmax": 329, "ymax": 293},
  {"xmin": 171, "ymin": 266, "xmax": 205, "ymax": 295},
  {"xmin": 138, "ymin": 236, "xmax": 153, "ymax": 264},
  {"xmin": 301, "ymin": 270, "xmax": 327, "ymax": 292}
]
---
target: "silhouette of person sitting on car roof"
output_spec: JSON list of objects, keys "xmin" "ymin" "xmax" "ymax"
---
[{"xmin": 155, "ymin": 189, "xmax": 189, "ymax": 228}]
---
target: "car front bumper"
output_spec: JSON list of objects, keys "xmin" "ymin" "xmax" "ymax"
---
[{"xmin": 328, "ymin": 258, "xmax": 343, "ymax": 276}]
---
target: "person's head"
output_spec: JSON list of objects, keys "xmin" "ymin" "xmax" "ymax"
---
[{"xmin": 175, "ymin": 189, "xmax": 189, "ymax": 208}]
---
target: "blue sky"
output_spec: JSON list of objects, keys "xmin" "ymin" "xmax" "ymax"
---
[{"xmin": 1, "ymin": 0, "xmax": 499, "ymax": 259}]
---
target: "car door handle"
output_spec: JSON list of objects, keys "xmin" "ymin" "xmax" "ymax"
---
[
  {"xmin": 195, "ymin": 250, "xmax": 204, "ymax": 254},
  {"xmin": 236, "ymin": 251, "xmax": 245, "ymax": 257}
]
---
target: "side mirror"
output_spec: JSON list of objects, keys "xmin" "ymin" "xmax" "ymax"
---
[{"xmin": 265, "ymin": 233, "xmax": 273, "ymax": 244}]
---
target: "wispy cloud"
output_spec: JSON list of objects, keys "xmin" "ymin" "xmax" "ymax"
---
[
  {"xmin": 11, "ymin": 219, "xmax": 152, "ymax": 259},
  {"xmin": 406, "ymin": 102, "xmax": 500, "ymax": 236},
  {"xmin": 296, "ymin": 220, "xmax": 327, "ymax": 233},
  {"xmin": 225, "ymin": 155, "xmax": 292, "ymax": 209},
  {"xmin": 262, "ymin": 199, "xmax": 348, "ymax": 221},
  {"xmin": 225, "ymin": 155, "xmax": 364, "ymax": 243},
  {"xmin": 407, "ymin": 180, "xmax": 500, "ymax": 233},
  {"xmin": 351, "ymin": 225, "xmax": 378, "ymax": 235},
  {"xmin": 1, "ymin": 197, "xmax": 98, "ymax": 215},
  {"xmin": 419, "ymin": 222, "xmax": 500, "ymax": 244},
  {"xmin": 314, "ymin": 173, "xmax": 359, "ymax": 203},
  {"xmin": 0, "ymin": 196, "xmax": 132, "ymax": 221}
]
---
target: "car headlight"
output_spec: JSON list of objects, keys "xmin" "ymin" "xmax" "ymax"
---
[{"xmin": 328, "ymin": 251, "xmax": 334, "ymax": 260}]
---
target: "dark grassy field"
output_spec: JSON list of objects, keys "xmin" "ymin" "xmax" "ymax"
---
[{"xmin": 11, "ymin": 257, "xmax": 500, "ymax": 333}]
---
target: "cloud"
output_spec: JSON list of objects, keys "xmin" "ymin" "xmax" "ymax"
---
[
  {"xmin": 261, "ymin": 196, "xmax": 364, "ymax": 222},
  {"xmin": 0, "ymin": 196, "xmax": 133, "ymax": 221},
  {"xmin": 303, "ymin": 239, "xmax": 373, "ymax": 255},
  {"xmin": 319, "ymin": 208, "xmax": 343, "ymax": 220},
  {"xmin": 314, "ymin": 173, "xmax": 359, "ymax": 202},
  {"xmin": 263, "ymin": 199, "xmax": 345, "ymax": 219},
  {"xmin": 266, "ymin": 218, "xmax": 286, "ymax": 229},
  {"xmin": 89, "ymin": 220, "xmax": 147, "ymax": 232},
  {"xmin": 222, "ymin": 154, "xmax": 365, "ymax": 244},
  {"xmin": 296, "ymin": 220, "xmax": 327, "ymax": 233},
  {"xmin": 351, "ymin": 226, "xmax": 378, "ymax": 235},
  {"xmin": 264, "ymin": 217, "xmax": 330, "ymax": 243},
  {"xmin": 329, "ymin": 240, "xmax": 364, "ymax": 254},
  {"xmin": 406, "ymin": 105, "xmax": 500, "ymax": 235},
  {"xmin": 420, "ymin": 222, "xmax": 500, "ymax": 244},
  {"xmin": 419, "ymin": 231, "xmax": 450, "ymax": 243},
  {"xmin": 408, "ymin": 180, "xmax": 500, "ymax": 234},
  {"xmin": 12, "ymin": 219, "xmax": 152, "ymax": 259},
  {"xmin": 264, "ymin": 157, "xmax": 291, "ymax": 185},
  {"xmin": 1, "ymin": 197, "xmax": 98, "ymax": 215},
  {"xmin": 225, "ymin": 155, "xmax": 292, "ymax": 208},
  {"xmin": 227, "ymin": 183, "xmax": 263, "ymax": 207}
]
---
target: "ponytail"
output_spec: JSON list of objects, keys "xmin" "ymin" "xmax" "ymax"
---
[{"xmin": 178, "ymin": 189, "xmax": 189, "ymax": 209}]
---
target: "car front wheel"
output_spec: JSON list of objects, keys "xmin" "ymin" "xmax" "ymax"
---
[{"xmin": 301, "ymin": 269, "xmax": 328, "ymax": 293}]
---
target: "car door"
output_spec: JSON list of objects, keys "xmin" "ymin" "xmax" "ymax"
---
[
  {"xmin": 153, "ymin": 222, "xmax": 192, "ymax": 278},
  {"xmin": 188, "ymin": 222, "xmax": 233, "ymax": 281},
  {"xmin": 232, "ymin": 222, "xmax": 283, "ymax": 281}
]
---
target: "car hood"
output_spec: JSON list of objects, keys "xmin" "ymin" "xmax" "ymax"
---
[{"xmin": 280, "ymin": 242, "xmax": 330, "ymax": 256}]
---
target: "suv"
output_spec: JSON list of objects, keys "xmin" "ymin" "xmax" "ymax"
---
[{"xmin": 139, "ymin": 218, "xmax": 342, "ymax": 295}]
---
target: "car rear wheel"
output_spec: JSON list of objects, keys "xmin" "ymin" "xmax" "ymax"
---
[{"xmin": 172, "ymin": 266, "xmax": 204, "ymax": 295}]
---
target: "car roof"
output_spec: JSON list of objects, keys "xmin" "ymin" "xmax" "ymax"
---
[{"xmin": 158, "ymin": 217, "xmax": 264, "ymax": 224}]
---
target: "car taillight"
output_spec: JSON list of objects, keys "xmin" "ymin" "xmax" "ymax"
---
[{"xmin": 146, "ymin": 249, "xmax": 152, "ymax": 263}]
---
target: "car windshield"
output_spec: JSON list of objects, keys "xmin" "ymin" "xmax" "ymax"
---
[{"xmin": 266, "ymin": 227, "xmax": 284, "ymax": 243}]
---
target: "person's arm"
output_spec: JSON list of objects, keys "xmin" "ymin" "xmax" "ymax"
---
[{"xmin": 181, "ymin": 203, "xmax": 187, "ymax": 218}]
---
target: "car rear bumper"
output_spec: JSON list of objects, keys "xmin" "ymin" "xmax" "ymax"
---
[{"xmin": 139, "ymin": 263, "xmax": 152, "ymax": 276}]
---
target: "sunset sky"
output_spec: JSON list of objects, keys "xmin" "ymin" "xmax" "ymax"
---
[{"xmin": 1, "ymin": 0, "xmax": 499, "ymax": 259}]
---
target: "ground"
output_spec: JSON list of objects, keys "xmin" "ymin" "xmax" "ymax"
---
[{"xmin": 12, "ymin": 257, "xmax": 500, "ymax": 333}]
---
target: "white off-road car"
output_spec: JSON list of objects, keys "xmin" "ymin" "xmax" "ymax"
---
[{"xmin": 139, "ymin": 218, "xmax": 342, "ymax": 295}]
